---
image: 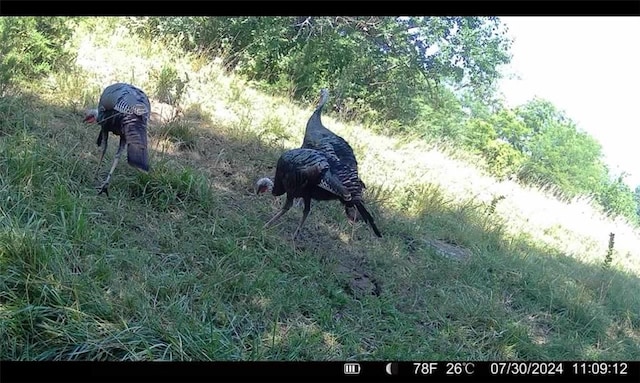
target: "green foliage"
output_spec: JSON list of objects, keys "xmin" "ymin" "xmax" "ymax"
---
[
  {"xmin": 519, "ymin": 123, "xmax": 606, "ymax": 198},
  {"xmin": 128, "ymin": 163, "xmax": 215, "ymax": 212},
  {"xmin": 457, "ymin": 97, "xmax": 639, "ymax": 223},
  {"xmin": 0, "ymin": 17, "xmax": 75, "ymax": 94},
  {"xmin": 257, "ymin": 114, "xmax": 292, "ymax": 148},
  {"xmin": 484, "ymin": 140, "xmax": 527, "ymax": 180},
  {"xmin": 462, "ymin": 110, "xmax": 526, "ymax": 180},
  {"xmin": 464, "ymin": 118, "xmax": 497, "ymax": 150},
  {"xmin": 462, "ymin": 111, "xmax": 525, "ymax": 179},
  {"xmin": 596, "ymin": 175, "xmax": 639, "ymax": 223},
  {"xmin": 470, "ymin": 99, "xmax": 637, "ymax": 223},
  {"xmin": 497, "ymin": 99, "xmax": 607, "ymax": 199},
  {"xmin": 150, "ymin": 64, "xmax": 188, "ymax": 107},
  {"xmin": 135, "ymin": 16, "xmax": 512, "ymax": 129},
  {"xmin": 413, "ymin": 88, "xmax": 467, "ymax": 140},
  {"xmin": 635, "ymin": 186, "xmax": 640, "ymax": 218},
  {"xmin": 491, "ymin": 108, "xmax": 531, "ymax": 153},
  {"xmin": 157, "ymin": 121, "xmax": 197, "ymax": 151},
  {"xmin": 0, "ymin": 96, "xmax": 34, "ymax": 136}
]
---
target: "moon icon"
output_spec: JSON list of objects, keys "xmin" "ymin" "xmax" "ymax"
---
[{"xmin": 385, "ymin": 362, "xmax": 395, "ymax": 375}]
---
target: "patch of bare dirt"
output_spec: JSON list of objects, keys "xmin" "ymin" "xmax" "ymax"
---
[
  {"xmin": 335, "ymin": 256, "xmax": 382, "ymax": 298},
  {"xmin": 524, "ymin": 313, "xmax": 553, "ymax": 346}
]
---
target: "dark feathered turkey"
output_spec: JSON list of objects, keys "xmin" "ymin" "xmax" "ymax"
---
[
  {"xmin": 256, "ymin": 148, "xmax": 382, "ymax": 239},
  {"xmin": 301, "ymin": 89, "xmax": 367, "ymax": 222},
  {"xmin": 83, "ymin": 82, "xmax": 151, "ymax": 196}
]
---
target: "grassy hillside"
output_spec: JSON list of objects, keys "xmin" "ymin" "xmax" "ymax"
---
[{"xmin": 1, "ymin": 19, "xmax": 639, "ymax": 361}]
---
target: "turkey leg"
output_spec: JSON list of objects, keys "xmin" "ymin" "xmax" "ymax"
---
[
  {"xmin": 292, "ymin": 197, "xmax": 312, "ymax": 239},
  {"xmin": 95, "ymin": 130, "xmax": 108, "ymax": 179},
  {"xmin": 98, "ymin": 137, "xmax": 126, "ymax": 197},
  {"xmin": 264, "ymin": 196, "xmax": 294, "ymax": 229}
]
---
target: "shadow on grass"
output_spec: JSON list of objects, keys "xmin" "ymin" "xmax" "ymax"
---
[
  {"xmin": 1, "ymin": 93, "xmax": 638, "ymax": 361},
  {"xmin": 389, "ymin": 201, "xmax": 640, "ymax": 360}
]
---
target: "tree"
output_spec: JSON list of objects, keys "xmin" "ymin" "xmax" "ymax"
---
[
  {"xmin": 463, "ymin": 109, "xmax": 527, "ymax": 179},
  {"xmin": 491, "ymin": 108, "xmax": 532, "ymax": 153},
  {"xmin": 511, "ymin": 98, "xmax": 608, "ymax": 198},
  {"xmin": 137, "ymin": 17, "xmax": 513, "ymax": 129}
]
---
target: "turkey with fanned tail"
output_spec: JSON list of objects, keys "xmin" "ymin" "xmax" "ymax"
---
[{"xmin": 83, "ymin": 82, "xmax": 151, "ymax": 196}]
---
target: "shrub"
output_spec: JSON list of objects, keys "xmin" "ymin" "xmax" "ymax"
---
[{"xmin": 0, "ymin": 17, "xmax": 75, "ymax": 94}]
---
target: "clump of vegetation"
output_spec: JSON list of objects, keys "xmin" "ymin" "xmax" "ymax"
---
[
  {"xmin": 603, "ymin": 232, "xmax": 615, "ymax": 269},
  {"xmin": 157, "ymin": 121, "xmax": 198, "ymax": 151},
  {"xmin": 0, "ymin": 17, "xmax": 75, "ymax": 95},
  {"xmin": 150, "ymin": 64, "xmax": 188, "ymax": 107}
]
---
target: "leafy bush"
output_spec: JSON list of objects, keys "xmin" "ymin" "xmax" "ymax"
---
[
  {"xmin": 596, "ymin": 176, "xmax": 639, "ymax": 224},
  {"xmin": 0, "ymin": 17, "xmax": 75, "ymax": 94},
  {"xmin": 484, "ymin": 140, "xmax": 526, "ymax": 180}
]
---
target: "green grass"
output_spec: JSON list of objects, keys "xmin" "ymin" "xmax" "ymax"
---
[{"xmin": 0, "ymin": 19, "xmax": 639, "ymax": 361}]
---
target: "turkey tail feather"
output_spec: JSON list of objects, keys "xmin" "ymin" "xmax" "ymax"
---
[
  {"xmin": 124, "ymin": 117, "xmax": 149, "ymax": 171},
  {"xmin": 127, "ymin": 142, "xmax": 149, "ymax": 171},
  {"xmin": 354, "ymin": 201, "xmax": 382, "ymax": 237}
]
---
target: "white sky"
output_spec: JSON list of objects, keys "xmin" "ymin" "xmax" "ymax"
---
[{"xmin": 497, "ymin": 17, "xmax": 640, "ymax": 189}]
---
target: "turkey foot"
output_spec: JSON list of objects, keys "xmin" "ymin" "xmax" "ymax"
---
[{"xmin": 97, "ymin": 181, "xmax": 110, "ymax": 197}]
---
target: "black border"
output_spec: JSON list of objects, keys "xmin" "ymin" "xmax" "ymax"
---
[
  {"xmin": 1, "ymin": 3, "xmax": 639, "ymax": 383},
  {"xmin": 1, "ymin": 361, "xmax": 639, "ymax": 382},
  {"xmin": 0, "ymin": 1, "xmax": 639, "ymax": 16}
]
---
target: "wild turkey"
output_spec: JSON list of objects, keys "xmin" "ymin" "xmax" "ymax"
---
[
  {"xmin": 301, "ymin": 88, "xmax": 367, "ymax": 222},
  {"xmin": 255, "ymin": 148, "xmax": 382, "ymax": 239},
  {"xmin": 83, "ymin": 82, "xmax": 151, "ymax": 196}
]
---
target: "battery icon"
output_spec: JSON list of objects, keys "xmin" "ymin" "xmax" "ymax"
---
[{"xmin": 344, "ymin": 363, "xmax": 361, "ymax": 375}]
